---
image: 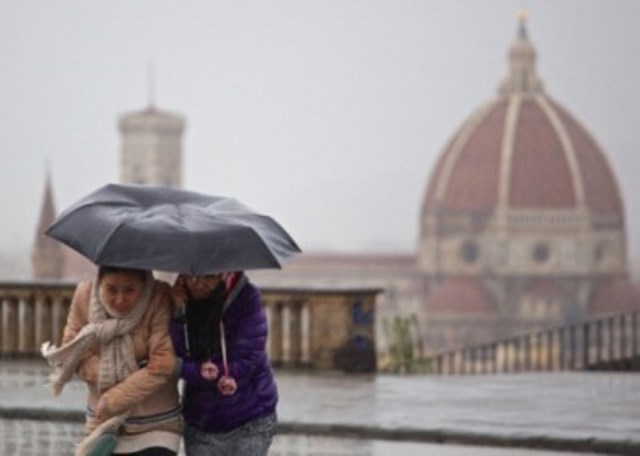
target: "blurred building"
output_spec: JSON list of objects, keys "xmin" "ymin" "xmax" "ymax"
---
[
  {"xmin": 251, "ymin": 16, "xmax": 640, "ymax": 354},
  {"xmin": 119, "ymin": 104, "xmax": 185, "ymax": 187}
]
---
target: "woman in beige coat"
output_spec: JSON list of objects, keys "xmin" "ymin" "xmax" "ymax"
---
[{"xmin": 42, "ymin": 266, "xmax": 182, "ymax": 455}]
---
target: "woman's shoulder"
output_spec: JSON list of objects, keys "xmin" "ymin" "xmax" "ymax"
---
[
  {"xmin": 229, "ymin": 281, "xmax": 264, "ymax": 317},
  {"xmin": 238, "ymin": 280, "xmax": 262, "ymax": 303}
]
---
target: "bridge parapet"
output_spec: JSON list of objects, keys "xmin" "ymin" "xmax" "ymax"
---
[
  {"xmin": 0, "ymin": 281, "xmax": 380, "ymax": 372},
  {"xmin": 423, "ymin": 311, "xmax": 640, "ymax": 375}
]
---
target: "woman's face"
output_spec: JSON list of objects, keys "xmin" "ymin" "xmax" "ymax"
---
[
  {"xmin": 184, "ymin": 275, "xmax": 221, "ymax": 300},
  {"xmin": 99, "ymin": 271, "xmax": 144, "ymax": 315}
]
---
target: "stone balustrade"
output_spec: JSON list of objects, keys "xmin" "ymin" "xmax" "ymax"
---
[
  {"xmin": 0, "ymin": 281, "xmax": 380, "ymax": 372},
  {"xmin": 424, "ymin": 310, "xmax": 640, "ymax": 374}
]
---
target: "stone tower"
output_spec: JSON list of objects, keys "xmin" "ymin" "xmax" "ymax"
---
[
  {"xmin": 31, "ymin": 170, "xmax": 65, "ymax": 279},
  {"xmin": 119, "ymin": 103, "xmax": 185, "ymax": 187}
]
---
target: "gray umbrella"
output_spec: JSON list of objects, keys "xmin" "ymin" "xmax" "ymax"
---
[{"xmin": 46, "ymin": 183, "xmax": 301, "ymax": 275}]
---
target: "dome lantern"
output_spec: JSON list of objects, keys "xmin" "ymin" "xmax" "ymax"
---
[{"xmin": 498, "ymin": 9, "xmax": 544, "ymax": 96}]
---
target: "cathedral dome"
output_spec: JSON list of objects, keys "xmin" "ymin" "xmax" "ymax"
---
[
  {"xmin": 422, "ymin": 19, "xmax": 623, "ymax": 217},
  {"xmin": 418, "ymin": 15, "xmax": 627, "ymax": 280}
]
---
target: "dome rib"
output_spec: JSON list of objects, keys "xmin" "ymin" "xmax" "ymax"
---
[
  {"xmin": 507, "ymin": 97, "xmax": 577, "ymax": 209},
  {"xmin": 497, "ymin": 95, "xmax": 521, "ymax": 212},
  {"xmin": 535, "ymin": 95, "xmax": 586, "ymax": 208},
  {"xmin": 427, "ymin": 102, "xmax": 506, "ymax": 212},
  {"xmin": 550, "ymin": 101, "xmax": 623, "ymax": 214}
]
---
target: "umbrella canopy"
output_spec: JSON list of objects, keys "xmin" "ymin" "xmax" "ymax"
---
[{"xmin": 46, "ymin": 183, "xmax": 301, "ymax": 275}]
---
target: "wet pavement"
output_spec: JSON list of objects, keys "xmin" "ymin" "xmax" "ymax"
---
[
  {"xmin": 1, "ymin": 360, "xmax": 638, "ymax": 455},
  {"xmin": 0, "ymin": 419, "xmax": 602, "ymax": 456}
]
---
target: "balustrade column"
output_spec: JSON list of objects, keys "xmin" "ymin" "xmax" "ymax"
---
[
  {"xmin": 535, "ymin": 333, "xmax": 542, "ymax": 371},
  {"xmin": 633, "ymin": 313, "xmax": 638, "ymax": 358},
  {"xmin": 496, "ymin": 343, "xmax": 506, "ymax": 373},
  {"xmin": 2, "ymin": 297, "xmax": 18, "ymax": 355},
  {"xmin": 569, "ymin": 325, "xmax": 576, "ymax": 370},
  {"xmin": 288, "ymin": 301, "xmax": 303, "ymax": 366},
  {"xmin": 51, "ymin": 295, "xmax": 67, "ymax": 346},
  {"xmin": 596, "ymin": 320, "xmax": 603, "ymax": 365},
  {"xmin": 18, "ymin": 295, "xmax": 35, "ymax": 355},
  {"xmin": 35, "ymin": 295, "xmax": 53, "ymax": 351},
  {"xmin": 267, "ymin": 303, "xmax": 284, "ymax": 366},
  {"xmin": 607, "ymin": 317, "xmax": 615, "ymax": 362},
  {"xmin": 546, "ymin": 331, "xmax": 556, "ymax": 371},
  {"xmin": 301, "ymin": 303, "xmax": 310, "ymax": 365},
  {"xmin": 619, "ymin": 314, "xmax": 627, "ymax": 360},
  {"xmin": 582, "ymin": 323, "xmax": 591, "ymax": 369}
]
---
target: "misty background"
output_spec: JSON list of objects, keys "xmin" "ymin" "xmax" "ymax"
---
[{"xmin": 1, "ymin": 0, "xmax": 638, "ymax": 277}]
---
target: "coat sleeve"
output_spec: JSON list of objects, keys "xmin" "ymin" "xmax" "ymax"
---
[
  {"xmin": 62, "ymin": 281, "xmax": 100, "ymax": 386},
  {"xmin": 99, "ymin": 281, "xmax": 177, "ymax": 415}
]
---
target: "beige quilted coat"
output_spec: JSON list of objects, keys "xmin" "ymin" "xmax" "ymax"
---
[{"xmin": 63, "ymin": 279, "xmax": 182, "ymax": 435}]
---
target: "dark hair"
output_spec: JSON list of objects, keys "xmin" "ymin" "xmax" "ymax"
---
[{"xmin": 97, "ymin": 265, "xmax": 148, "ymax": 283}]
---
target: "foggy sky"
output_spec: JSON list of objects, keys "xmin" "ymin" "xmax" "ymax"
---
[{"xmin": 1, "ymin": 1, "xmax": 639, "ymax": 263}]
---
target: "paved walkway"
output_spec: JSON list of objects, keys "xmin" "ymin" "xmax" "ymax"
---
[
  {"xmin": 1, "ymin": 360, "xmax": 639, "ymax": 455},
  {"xmin": 0, "ymin": 419, "xmax": 601, "ymax": 456}
]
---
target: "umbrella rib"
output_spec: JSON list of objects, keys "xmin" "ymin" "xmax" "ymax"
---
[
  {"xmin": 242, "ymin": 224, "xmax": 282, "ymax": 267},
  {"xmin": 93, "ymin": 221, "xmax": 128, "ymax": 265}
]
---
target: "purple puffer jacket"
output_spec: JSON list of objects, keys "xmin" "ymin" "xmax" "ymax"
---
[{"xmin": 169, "ymin": 278, "xmax": 278, "ymax": 433}]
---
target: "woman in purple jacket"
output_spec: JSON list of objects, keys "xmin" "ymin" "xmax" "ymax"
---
[{"xmin": 168, "ymin": 271, "xmax": 278, "ymax": 455}]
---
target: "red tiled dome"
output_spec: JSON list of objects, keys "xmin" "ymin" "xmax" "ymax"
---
[
  {"xmin": 425, "ymin": 278, "xmax": 498, "ymax": 315},
  {"xmin": 423, "ymin": 21, "xmax": 623, "ymax": 216}
]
